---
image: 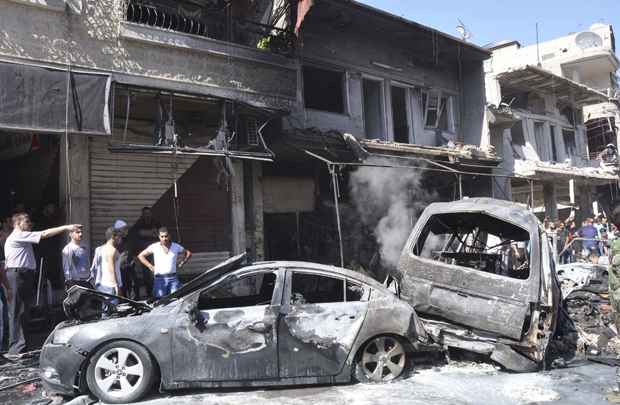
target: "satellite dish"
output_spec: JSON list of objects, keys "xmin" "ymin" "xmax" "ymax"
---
[
  {"xmin": 575, "ymin": 31, "xmax": 603, "ymax": 49},
  {"xmin": 456, "ymin": 19, "xmax": 472, "ymax": 41}
]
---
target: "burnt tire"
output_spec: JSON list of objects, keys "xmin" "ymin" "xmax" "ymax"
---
[
  {"xmin": 86, "ymin": 340, "xmax": 156, "ymax": 404},
  {"xmin": 354, "ymin": 335, "xmax": 407, "ymax": 383}
]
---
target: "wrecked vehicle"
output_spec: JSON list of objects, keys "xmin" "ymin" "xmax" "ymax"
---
[
  {"xmin": 40, "ymin": 253, "xmax": 426, "ymax": 403},
  {"xmin": 391, "ymin": 198, "xmax": 561, "ymax": 372}
]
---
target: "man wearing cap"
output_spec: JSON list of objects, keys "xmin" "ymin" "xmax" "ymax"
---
[
  {"xmin": 137, "ymin": 227, "xmax": 191, "ymax": 298},
  {"xmin": 61, "ymin": 226, "xmax": 91, "ymax": 290},
  {"xmin": 113, "ymin": 219, "xmax": 137, "ymax": 299},
  {"xmin": 4, "ymin": 213, "xmax": 81, "ymax": 354}
]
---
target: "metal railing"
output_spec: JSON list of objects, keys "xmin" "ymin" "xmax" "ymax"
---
[{"xmin": 126, "ymin": 1, "xmax": 296, "ymax": 56}]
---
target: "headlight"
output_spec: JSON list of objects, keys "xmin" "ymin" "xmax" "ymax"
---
[{"xmin": 52, "ymin": 326, "xmax": 80, "ymax": 344}]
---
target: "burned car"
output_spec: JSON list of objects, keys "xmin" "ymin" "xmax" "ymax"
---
[
  {"xmin": 40, "ymin": 254, "xmax": 426, "ymax": 403},
  {"xmin": 392, "ymin": 198, "xmax": 561, "ymax": 372}
]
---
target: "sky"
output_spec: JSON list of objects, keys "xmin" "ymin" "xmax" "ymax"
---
[{"xmin": 357, "ymin": 0, "xmax": 620, "ymax": 48}]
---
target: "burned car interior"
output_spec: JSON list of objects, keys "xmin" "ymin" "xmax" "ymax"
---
[{"xmin": 413, "ymin": 212, "xmax": 531, "ymax": 280}]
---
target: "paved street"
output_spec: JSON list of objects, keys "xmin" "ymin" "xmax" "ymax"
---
[{"xmin": 126, "ymin": 361, "xmax": 616, "ymax": 405}]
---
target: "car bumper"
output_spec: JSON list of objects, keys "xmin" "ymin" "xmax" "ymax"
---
[{"xmin": 40, "ymin": 342, "xmax": 88, "ymax": 396}]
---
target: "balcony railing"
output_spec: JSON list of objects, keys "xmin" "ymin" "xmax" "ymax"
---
[{"xmin": 126, "ymin": 0, "xmax": 296, "ymax": 57}]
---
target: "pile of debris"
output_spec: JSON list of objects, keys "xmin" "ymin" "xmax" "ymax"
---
[
  {"xmin": 556, "ymin": 262, "xmax": 620, "ymax": 358},
  {"xmin": 0, "ymin": 351, "xmax": 50, "ymax": 404}
]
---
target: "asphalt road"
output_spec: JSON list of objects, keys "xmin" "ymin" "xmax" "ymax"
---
[{"xmin": 124, "ymin": 361, "xmax": 617, "ymax": 405}]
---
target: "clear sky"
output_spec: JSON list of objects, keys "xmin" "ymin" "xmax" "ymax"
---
[{"xmin": 357, "ymin": 0, "xmax": 620, "ymax": 48}]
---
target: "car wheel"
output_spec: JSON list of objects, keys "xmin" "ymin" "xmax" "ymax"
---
[
  {"xmin": 86, "ymin": 340, "xmax": 156, "ymax": 404},
  {"xmin": 354, "ymin": 335, "xmax": 407, "ymax": 383}
]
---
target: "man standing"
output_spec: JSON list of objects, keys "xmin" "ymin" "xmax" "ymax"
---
[
  {"xmin": 91, "ymin": 227, "xmax": 123, "ymax": 297},
  {"xmin": 138, "ymin": 227, "xmax": 191, "ymax": 298},
  {"xmin": 61, "ymin": 227, "xmax": 91, "ymax": 289},
  {"xmin": 578, "ymin": 218, "xmax": 600, "ymax": 263},
  {"xmin": 4, "ymin": 213, "xmax": 80, "ymax": 355},
  {"xmin": 130, "ymin": 207, "xmax": 160, "ymax": 298}
]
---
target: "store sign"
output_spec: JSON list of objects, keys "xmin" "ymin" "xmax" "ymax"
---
[{"xmin": 0, "ymin": 133, "xmax": 33, "ymax": 160}]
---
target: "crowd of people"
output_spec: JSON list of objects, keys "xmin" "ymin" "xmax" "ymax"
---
[
  {"xmin": 545, "ymin": 214, "xmax": 617, "ymax": 265},
  {"xmin": 0, "ymin": 205, "xmax": 191, "ymax": 356}
]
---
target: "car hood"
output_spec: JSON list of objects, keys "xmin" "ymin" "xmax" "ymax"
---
[{"xmin": 63, "ymin": 253, "xmax": 247, "ymax": 321}]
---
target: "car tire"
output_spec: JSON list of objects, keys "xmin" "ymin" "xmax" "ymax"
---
[
  {"xmin": 86, "ymin": 340, "xmax": 156, "ymax": 404},
  {"xmin": 354, "ymin": 335, "xmax": 408, "ymax": 383}
]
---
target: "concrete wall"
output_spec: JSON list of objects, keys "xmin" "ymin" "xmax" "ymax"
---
[{"xmin": 0, "ymin": 0, "xmax": 298, "ymax": 110}]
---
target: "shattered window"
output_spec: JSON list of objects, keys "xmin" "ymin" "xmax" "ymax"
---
[
  {"xmin": 291, "ymin": 272, "xmax": 344, "ymax": 304},
  {"xmin": 199, "ymin": 272, "xmax": 277, "ymax": 310},
  {"xmin": 413, "ymin": 213, "xmax": 531, "ymax": 280},
  {"xmin": 422, "ymin": 90, "xmax": 454, "ymax": 131}
]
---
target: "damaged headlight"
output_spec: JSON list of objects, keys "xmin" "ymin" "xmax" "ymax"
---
[{"xmin": 52, "ymin": 326, "xmax": 80, "ymax": 345}]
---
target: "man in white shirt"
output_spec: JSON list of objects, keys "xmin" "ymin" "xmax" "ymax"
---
[
  {"xmin": 4, "ymin": 213, "xmax": 80, "ymax": 354},
  {"xmin": 137, "ymin": 227, "xmax": 191, "ymax": 298}
]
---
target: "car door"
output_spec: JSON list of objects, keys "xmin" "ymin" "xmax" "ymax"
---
[
  {"xmin": 277, "ymin": 269, "xmax": 369, "ymax": 378},
  {"xmin": 171, "ymin": 268, "xmax": 283, "ymax": 382}
]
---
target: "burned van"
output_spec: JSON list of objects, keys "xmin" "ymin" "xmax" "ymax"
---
[{"xmin": 393, "ymin": 198, "xmax": 561, "ymax": 371}]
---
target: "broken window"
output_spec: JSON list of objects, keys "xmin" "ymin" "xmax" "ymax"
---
[
  {"xmin": 291, "ymin": 272, "xmax": 344, "ymax": 304},
  {"xmin": 391, "ymin": 86, "xmax": 410, "ymax": 143},
  {"xmin": 562, "ymin": 129, "xmax": 577, "ymax": 158},
  {"xmin": 198, "ymin": 272, "xmax": 277, "ymax": 310},
  {"xmin": 412, "ymin": 212, "xmax": 531, "ymax": 280},
  {"xmin": 363, "ymin": 78, "xmax": 385, "ymax": 139},
  {"xmin": 303, "ymin": 65, "xmax": 345, "ymax": 114},
  {"xmin": 421, "ymin": 90, "xmax": 454, "ymax": 131}
]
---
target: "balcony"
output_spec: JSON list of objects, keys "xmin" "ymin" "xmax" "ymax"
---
[{"xmin": 125, "ymin": 0, "xmax": 296, "ymax": 57}]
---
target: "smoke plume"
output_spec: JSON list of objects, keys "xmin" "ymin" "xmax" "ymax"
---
[{"xmin": 349, "ymin": 158, "xmax": 436, "ymax": 268}]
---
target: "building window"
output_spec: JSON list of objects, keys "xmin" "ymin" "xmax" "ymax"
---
[
  {"xmin": 563, "ymin": 129, "xmax": 577, "ymax": 158},
  {"xmin": 421, "ymin": 90, "xmax": 454, "ymax": 132},
  {"xmin": 550, "ymin": 125, "xmax": 559, "ymax": 162},
  {"xmin": 391, "ymin": 86, "xmax": 410, "ymax": 143},
  {"xmin": 510, "ymin": 120, "xmax": 526, "ymax": 159},
  {"xmin": 533, "ymin": 122, "xmax": 546, "ymax": 160},
  {"xmin": 303, "ymin": 65, "xmax": 345, "ymax": 114},
  {"xmin": 363, "ymin": 78, "xmax": 385, "ymax": 139}
]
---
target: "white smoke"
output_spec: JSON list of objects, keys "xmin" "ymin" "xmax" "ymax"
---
[{"xmin": 349, "ymin": 157, "xmax": 436, "ymax": 268}]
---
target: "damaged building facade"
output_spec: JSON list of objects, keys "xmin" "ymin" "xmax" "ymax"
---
[
  {"xmin": 0, "ymin": 0, "xmax": 499, "ymax": 291},
  {"xmin": 485, "ymin": 24, "xmax": 619, "ymax": 220}
]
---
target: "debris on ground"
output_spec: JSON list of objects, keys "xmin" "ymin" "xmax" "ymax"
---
[
  {"xmin": 557, "ymin": 262, "xmax": 620, "ymax": 359},
  {"xmin": 0, "ymin": 351, "xmax": 48, "ymax": 405}
]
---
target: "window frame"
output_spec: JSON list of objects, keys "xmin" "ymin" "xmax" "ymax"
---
[
  {"xmin": 421, "ymin": 89, "xmax": 456, "ymax": 132},
  {"xmin": 196, "ymin": 269, "xmax": 281, "ymax": 310},
  {"xmin": 302, "ymin": 64, "xmax": 348, "ymax": 115},
  {"xmin": 362, "ymin": 75, "xmax": 387, "ymax": 139},
  {"xmin": 389, "ymin": 82, "xmax": 414, "ymax": 143},
  {"xmin": 284, "ymin": 269, "xmax": 370, "ymax": 306}
]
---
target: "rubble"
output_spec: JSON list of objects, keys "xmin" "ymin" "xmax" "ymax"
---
[{"xmin": 556, "ymin": 262, "xmax": 620, "ymax": 358}]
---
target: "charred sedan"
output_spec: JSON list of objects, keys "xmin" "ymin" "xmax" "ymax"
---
[
  {"xmin": 392, "ymin": 198, "xmax": 561, "ymax": 372},
  {"xmin": 41, "ymin": 254, "xmax": 426, "ymax": 403}
]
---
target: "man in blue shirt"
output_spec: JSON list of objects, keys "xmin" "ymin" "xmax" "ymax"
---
[
  {"xmin": 578, "ymin": 218, "xmax": 600, "ymax": 262},
  {"xmin": 61, "ymin": 227, "xmax": 91, "ymax": 289}
]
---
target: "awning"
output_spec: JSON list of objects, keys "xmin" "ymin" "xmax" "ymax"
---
[
  {"xmin": 108, "ymin": 143, "xmax": 274, "ymax": 162},
  {"xmin": 0, "ymin": 61, "xmax": 111, "ymax": 135},
  {"xmin": 496, "ymin": 65, "xmax": 610, "ymax": 106},
  {"xmin": 515, "ymin": 162, "xmax": 618, "ymax": 184}
]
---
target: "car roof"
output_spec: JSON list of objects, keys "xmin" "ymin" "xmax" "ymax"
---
[
  {"xmin": 423, "ymin": 197, "xmax": 541, "ymax": 236},
  {"xmin": 228, "ymin": 261, "xmax": 387, "ymax": 290}
]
